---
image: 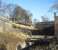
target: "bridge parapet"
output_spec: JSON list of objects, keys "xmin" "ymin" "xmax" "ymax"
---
[{"xmin": 0, "ymin": 16, "xmax": 33, "ymax": 50}]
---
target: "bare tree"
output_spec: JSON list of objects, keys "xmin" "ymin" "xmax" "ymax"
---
[
  {"xmin": 41, "ymin": 16, "xmax": 49, "ymax": 22},
  {"xmin": 51, "ymin": 0, "xmax": 58, "ymax": 12},
  {"xmin": 52, "ymin": 3, "xmax": 58, "ymax": 11},
  {"xmin": 13, "ymin": 5, "xmax": 32, "ymax": 25},
  {"xmin": 0, "ymin": 0, "xmax": 2, "ymax": 8}
]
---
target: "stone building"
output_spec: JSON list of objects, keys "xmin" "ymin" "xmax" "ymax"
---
[{"xmin": 54, "ymin": 12, "xmax": 58, "ymax": 38}]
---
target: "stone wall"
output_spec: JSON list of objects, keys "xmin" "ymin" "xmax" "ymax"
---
[{"xmin": 0, "ymin": 16, "xmax": 31, "ymax": 50}]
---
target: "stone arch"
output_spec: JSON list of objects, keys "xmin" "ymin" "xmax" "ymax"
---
[
  {"xmin": 16, "ymin": 43, "xmax": 21, "ymax": 50},
  {"xmin": 16, "ymin": 42, "xmax": 27, "ymax": 50},
  {"xmin": 0, "ymin": 44, "xmax": 7, "ymax": 50},
  {"xmin": 17, "ymin": 45, "xmax": 21, "ymax": 50}
]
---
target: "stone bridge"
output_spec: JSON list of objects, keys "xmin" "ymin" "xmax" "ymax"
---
[{"xmin": 0, "ymin": 16, "xmax": 33, "ymax": 50}]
